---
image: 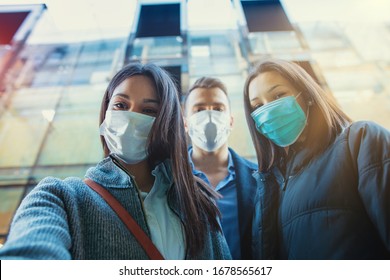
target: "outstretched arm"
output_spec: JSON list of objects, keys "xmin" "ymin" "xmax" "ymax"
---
[{"xmin": 0, "ymin": 177, "xmax": 72, "ymax": 259}]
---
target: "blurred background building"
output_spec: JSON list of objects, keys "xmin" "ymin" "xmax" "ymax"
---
[{"xmin": 0, "ymin": 0, "xmax": 389, "ymax": 243}]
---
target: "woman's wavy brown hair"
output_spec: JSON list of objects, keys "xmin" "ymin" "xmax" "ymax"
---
[{"xmin": 243, "ymin": 58, "xmax": 352, "ymax": 172}]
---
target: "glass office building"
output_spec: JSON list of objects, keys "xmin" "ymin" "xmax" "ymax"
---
[{"xmin": 0, "ymin": 0, "xmax": 389, "ymax": 243}]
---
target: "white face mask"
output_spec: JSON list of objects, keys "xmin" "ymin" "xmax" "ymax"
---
[
  {"xmin": 100, "ymin": 110, "xmax": 155, "ymax": 164},
  {"xmin": 187, "ymin": 110, "xmax": 231, "ymax": 152}
]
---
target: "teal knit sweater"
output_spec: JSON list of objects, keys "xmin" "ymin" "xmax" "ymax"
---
[{"xmin": 0, "ymin": 158, "xmax": 231, "ymax": 260}]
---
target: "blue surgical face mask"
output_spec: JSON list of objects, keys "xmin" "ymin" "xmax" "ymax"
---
[{"xmin": 250, "ymin": 93, "xmax": 307, "ymax": 147}]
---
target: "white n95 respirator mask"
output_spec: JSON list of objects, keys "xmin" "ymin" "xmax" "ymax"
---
[
  {"xmin": 100, "ymin": 110, "xmax": 155, "ymax": 164},
  {"xmin": 187, "ymin": 110, "xmax": 231, "ymax": 152}
]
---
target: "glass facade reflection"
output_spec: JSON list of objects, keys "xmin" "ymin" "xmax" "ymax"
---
[{"xmin": 0, "ymin": 0, "xmax": 389, "ymax": 241}]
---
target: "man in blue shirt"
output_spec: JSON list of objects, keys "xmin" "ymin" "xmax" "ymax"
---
[{"xmin": 184, "ymin": 77, "xmax": 258, "ymax": 259}]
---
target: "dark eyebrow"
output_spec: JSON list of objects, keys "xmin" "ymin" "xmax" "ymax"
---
[
  {"xmin": 267, "ymin": 84, "xmax": 282, "ymax": 93},
  {"xmin": 113, "ymin": 94, "xmax": 159, "ymax": 104},
  {"xmin": 143, "ymin": 98, "xmax": 160, "ymax": 104},
  {"xmin": 193, "ymin": 102, "xmax": 225, "ymax": 107},
  {"xmin": 113, "ymin": 93, "xmax": 129, "ymax": 99},
  {"xmin": 250, "ymin": 85, "xmax": 282, "ymax": 102},
  {"xmin": 193, "ymin": 102, "xmax": 207, "ymax": 107}
]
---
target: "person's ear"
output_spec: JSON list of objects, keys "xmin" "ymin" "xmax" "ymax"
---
[{"xmin": 184, "ymin": 115, "xmax": 189, "ymax": 133}]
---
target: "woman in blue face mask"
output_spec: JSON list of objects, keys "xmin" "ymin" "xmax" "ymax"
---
[
  {"xmin": 243, "ymin": 58, "xmax": 390, "ymax": 259},
  {"xmin": 0, "ymin": 63, "xmax": 231, "ymax": 260}
]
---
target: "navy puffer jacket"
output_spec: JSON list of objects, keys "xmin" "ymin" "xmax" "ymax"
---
[{"xmin": 252, "ymin": 121, "xmax": 390, "ymax": 259}]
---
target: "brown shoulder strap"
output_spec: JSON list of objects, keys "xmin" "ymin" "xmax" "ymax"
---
[{"xmin": 84, "ymin": 178, "xmax": 164, "ymax": 260}]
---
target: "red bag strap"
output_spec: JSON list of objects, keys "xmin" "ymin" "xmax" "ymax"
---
[{"xmin": 84, "ymin": 178, "xmax": 164, "ymax": 260}]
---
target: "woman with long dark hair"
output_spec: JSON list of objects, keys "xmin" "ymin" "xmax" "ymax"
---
[
  {"xmin": 0, "ymin": 63, "xmax": 231, "ymax": 260},
  {"xmin": 243, "ymin": 58, "xmax": 390, "ymax": 259}
]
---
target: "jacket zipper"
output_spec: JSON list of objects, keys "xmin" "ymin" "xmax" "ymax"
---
[
  {"xmin": 282, "ymin": 149, "xmax": 297, "ymax": 191},
  {"xmin": 110, "ymin": 155, "xmax": 152, "ymax": 237}
]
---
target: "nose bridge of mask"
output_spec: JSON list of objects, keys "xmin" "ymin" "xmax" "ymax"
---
[
  {"xmin": 190, "ymin": 109, "xmax": 229, "ymax": 124},
  {"xmin": 188, "ymin": 110, "xmax": 231, "ymax": 152},
  {"xmin": 131, "ymin": 114, "xmax": 155, "ymax": 138},
  {"xmin": 104, "ymin": 110, "xmax": 155, "ymax": 134},
  {"xmin": 251, "ymin": 97, "xmax": 282, "ymax": 122},
  {"xmin": 260, "ymin": 110, "xmax": 304, "ymax": 135},
  {"xmin": 251, "ymin": 94, "xmax": 307, "ymax": 147},
  {"xmin": 189, "ymin": 110, "xmax": 209, "ymax": 125},
  {"xmin": 101, "ymin": 110, "xmax": 155, "ymax": 164},
  {"xmin": 251, "ymin": 96, "xmax": 296, "ymax": 129}
]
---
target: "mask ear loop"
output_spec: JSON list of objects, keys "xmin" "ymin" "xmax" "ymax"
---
[
  {"xmin": 295, "ymin": 91, "xmax": 313, "ymax": 105},
  {"xmin": 305, "ymin": 104, "xmax": 310, "ymax": 126},
  {"xmin": 296, "ymin": 92, "xmax": 312, "ymax": 125},
  {"xmin": 305, "ymin": 96, "xmax": 315, "ymax": 129}
]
